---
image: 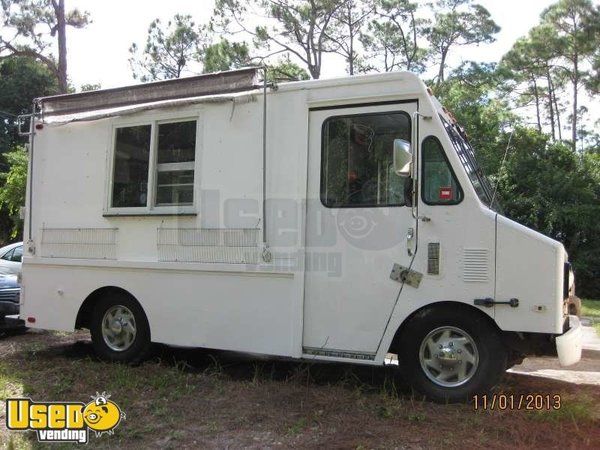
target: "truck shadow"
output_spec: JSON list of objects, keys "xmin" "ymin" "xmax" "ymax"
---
[
  {"xmin": 59, "ymin": 338, "xmax": 413, "ymax": 394},
  {"xmin": 35, "ymin": 334, "xmax": 600, "ymax": 399},
  {"xmin": 7, "ymin": 331, "xmax": 598, "ymax": 400}
]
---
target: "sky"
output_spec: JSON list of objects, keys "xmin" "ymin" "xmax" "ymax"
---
[{"xmin": 65, "ymin": 0, "xmax": 558, "ymax": 89}]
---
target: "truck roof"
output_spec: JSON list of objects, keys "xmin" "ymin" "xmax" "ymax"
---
[
  {"xmin": 37, "ymin": 67, "xmax": 424, "ymax": 123},
  {"xmin": 38, "ymin": 67, "xmax": 261, "ymax": 116}
]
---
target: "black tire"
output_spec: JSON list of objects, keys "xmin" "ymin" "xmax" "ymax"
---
[
  {"xmin": 398, "ymin": 305, "xmax": 507, "ymax": 403},
  {"xmin": 90, "ymin": 292, "xmax": 152, "ymax": 364}
]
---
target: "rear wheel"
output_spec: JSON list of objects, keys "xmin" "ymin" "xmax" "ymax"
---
[
  {"xmin": 90, "ymin": 293, "xmax": 151, "ymax": 363},
  {"xmin": 398, "ymin": 306, "xmax": 507, "ymax": 403}
]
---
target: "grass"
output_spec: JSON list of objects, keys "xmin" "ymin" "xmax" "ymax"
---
[
  {"xmin": 581, "ymin": 298, "xmax": 600, "ymax": 334},
  {"xmin": 0, "ymin": 330, "xmax": 599, "ymax": 448},
  {"xmin": 530, "ymin": 397, "xmax": 597, "ymax": 423}
]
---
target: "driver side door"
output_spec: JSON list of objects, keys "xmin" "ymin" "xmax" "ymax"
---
[{"xmin": 303, "ymin": 101, "xmax": 417, "ymax": 358}]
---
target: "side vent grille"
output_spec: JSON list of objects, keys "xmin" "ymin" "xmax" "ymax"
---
[
  {"xmin": 427, "ymin": 242, "xmax": 440, "ymax": 275},
  {"xmin": 463, "ymin": 248, "xmax": 489, "ymax": 282}
]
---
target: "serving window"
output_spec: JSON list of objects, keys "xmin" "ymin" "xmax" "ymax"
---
[{"xmin": 109, "ymin": 119, "xmax": 197, "ymax": 213}]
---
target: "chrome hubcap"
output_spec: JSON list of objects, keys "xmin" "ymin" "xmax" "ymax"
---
[
  {"xmin": 101, "ymin": 305, "xmax": 136, "ymax": 352},
  {"xmin": 419, "ymin": 326, "xmax": 479, "ymax": 387}
]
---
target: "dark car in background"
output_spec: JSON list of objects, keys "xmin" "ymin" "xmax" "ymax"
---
[{"xmin": 0, "ymin": 274, "xmax": 20, "ymax": 318}]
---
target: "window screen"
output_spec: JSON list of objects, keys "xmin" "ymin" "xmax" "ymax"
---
[
  {"xmin": 112, "ymin": 125, "xmax": 151, "ymax": 208},
  {"xmin": 321, "ymin": 111, "xmax": 411, "ymax": 208},
  {"xmin": 422, "ymin": 136, "xmax": 462, "ymax": 205}
]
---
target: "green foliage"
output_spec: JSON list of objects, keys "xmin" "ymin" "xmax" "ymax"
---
[
  {"xmin": 436, "ymin": 62, "xmax": 600, "ymax": 298},
  {"xmin": 0, "ymin": 0, "xmax": 90, "ymax": 92},
  {"xmin": 432, "ymin": 62, "xmax": 511, "ymax": 174},
  {"xmin": 0, "ymin": 56, "xmax": 58, "ymax": 159},
  {"xmin": 203, "ymin": 39, "xmax": 249, "ymax": 73},
  {"xmin": 427, "ymin": 0, "xmax": 500, "ymax": 83},
  {"xmin": 0, "ymin": 56, "xmax": 57, "ymax": 242},
  {"xmin": 267, "ymin": 55, "xmax": 310, "ymax": 82},
  {"xmin": 129, "ymin": 14, "xmax": 206, "ymax": 82},
  {"xmin": 80, "ymin": 82, "xmax": 101, "ymax": 92},
  {"xmin": 213, "ymin": 0, "xmax": 342, "ymax": 79},
  {"xmin": 501, "ymin": 0, "xmax": 600, "ymax": 149},
  {"xmin": 581, "ymin": 298, "xmax": 600, "ymax": 331},
  {"xmin": 0, "ymin": 146, "xmax": 27, "ymax": 238},
  {"xmin": 328, "ymin": 0, "xmax": 375, "ymax": 75},
  {"xmin": 360, "ymin": 0, "xmax": 428, "ymax": 73}
]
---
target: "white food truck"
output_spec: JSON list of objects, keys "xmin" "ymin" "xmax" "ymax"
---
[{"xmin": 19, "ymin": 68, "xmax": 582, "ymax": 402}]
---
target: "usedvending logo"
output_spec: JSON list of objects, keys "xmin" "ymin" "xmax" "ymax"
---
[{"xmin": 5, "ymin": 392, "xmax": 125, "ymax": 444}]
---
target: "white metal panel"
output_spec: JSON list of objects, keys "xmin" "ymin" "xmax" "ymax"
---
[
  {"xmin": 21, "ymin": 261, "xmax": 299, "ymax": 356},
  {"xmin": 495, "ymin": 215, "xmax": 564, "ymax": 334},
  {"xmin": 375, "ymin": 95, "xmax": 499, "ymax": 363}
]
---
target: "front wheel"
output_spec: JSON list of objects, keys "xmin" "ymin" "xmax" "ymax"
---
[
  {"xmin": 90, "ymin": 293, "xmax": 152, "ymax": 364},
  {"xmin": 398, "ymin": 306, "xmax": 507, "ymax": 403}
]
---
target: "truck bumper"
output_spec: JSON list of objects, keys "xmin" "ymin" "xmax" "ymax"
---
[{"xmin": 556, "ymin": 315, "xmax": 582, "ymax": 366}]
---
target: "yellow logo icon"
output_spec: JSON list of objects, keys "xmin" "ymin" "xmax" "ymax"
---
[
  {"xmin": 6, "ymin": 392, "xmax": 125, "ymax": 444},
  {"xmin": 83, "ymin": 392, "xmax": 125, "ymax": 437}
]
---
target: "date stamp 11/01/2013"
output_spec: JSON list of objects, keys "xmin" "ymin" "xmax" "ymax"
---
[{"xmin": 473, "ymin": 394, "xmax": 562, "ymax": 411}]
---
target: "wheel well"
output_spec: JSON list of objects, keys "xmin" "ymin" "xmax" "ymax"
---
[
  {"xmin": 388, "ymin": 301, "xmax": 501, "ymax": 355},
  {"xmin": 75, "ymin": 286, "xmax": 138, "ymax": 330}
]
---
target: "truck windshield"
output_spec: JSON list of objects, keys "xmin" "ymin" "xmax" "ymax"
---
[{"xmin": 440, "ymin": 115, "xmax": 501, "ymax": 211}]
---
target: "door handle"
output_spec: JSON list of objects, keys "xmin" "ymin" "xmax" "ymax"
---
[{"xmin": 407, "ymin": 227, "xmax": 415, "ymax": 256}]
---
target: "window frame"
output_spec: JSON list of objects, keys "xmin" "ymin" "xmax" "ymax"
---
[
  {"xmin": 11, "ymin": 245, "xmax": 22, "ymax": 262},
  {"xmin": 319, "ymin": 110, "xmax": 412, "ymax": 209},
  {"xmin": 1, "ymin": 248, "xmax": 14, "ymax": 261},
  {"xmin": 440, "ymin": 115, "xmax": 498, "ymax": 210},
  {"xmin": 420, "ymin": 135, "xmax": 464, "ymax": 206},
  {"xmin": 105, "ymin": 114, "xmax": 201, "ymax": 216}
]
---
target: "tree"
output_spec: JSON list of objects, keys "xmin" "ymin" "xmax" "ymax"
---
[
  {"xmin": 540, "ymin": 0, "xmax": 600, "ymax": 151},
  {"xmin": 586, "ymin": 47, "xmax": 600, "ymax": 94},
  {"xmin": 266, "ymin": 54, "xmax": 310, "ymax": 81},
  {"xmin": 426, "ymin": 0, "xmax": 499, "ymax": 85},
  {"xmin": 433, "ymin": 62, "xmax": 511, "ymax": 175},
  {"xmin": 500, "ymin": 26, "xmax": 565, "ymax": 139},
  {"xmin": 327, "ymin": 0, "xmax": 375, "ymax": 75},
  {"xmin": 500, "ymin": 37, "xmax": 546, "ymax": 132},
  {"xmin": 80, "ymin": 82, "xmax": 100, "ymax": 92},
  {"xmin": 213, "ymin": 0, "xmax": 343, "ymax": 79},
  {"xmin": 0, "ymin": 146, "xmax": 27, "ymax": 238},
  {"xmin": 0, "ymin": 56, "xmax": 57, "ymax": 241},
  {"xmin": 203, "ymin": 38, "xmax": 250, "ymax": 73},
  {"xmin": 129, "ymin": 14, "xmax": 206, "ymax": 82},
  {"xmin": 0, "ymin": 56, "xmax": 58, "ymax": 156},
  {"xmin": 360, "ymin": 0, "xmax": 427, "ymax": 73},
  {"xmin": 0, "ymin": 0, "xmax": 89, "ymax": 93}
]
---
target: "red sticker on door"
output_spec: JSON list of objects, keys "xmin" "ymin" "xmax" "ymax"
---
[{"xmin": 439, "ymin": 187, "xmax": 453, "ymax": 200}]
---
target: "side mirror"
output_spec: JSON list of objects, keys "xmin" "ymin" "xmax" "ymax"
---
[{"xmin": 393, "ymin": 139, "xmax": 412, "ymax": 177}]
